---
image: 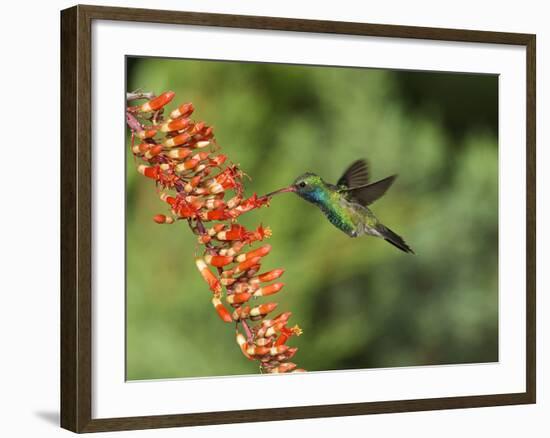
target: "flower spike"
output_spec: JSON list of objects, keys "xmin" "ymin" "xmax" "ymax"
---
[{"xmin": 128, "ymin": 90, "xmax": 304, "ymax": 374}]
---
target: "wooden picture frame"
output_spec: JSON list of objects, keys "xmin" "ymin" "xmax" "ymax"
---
[{"xmin": 60, "ymin": 4, "xmax": 536, "ymax": 433}]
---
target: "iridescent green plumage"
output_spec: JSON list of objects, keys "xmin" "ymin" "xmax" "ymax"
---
[{"xmin": 270, "ymin": 160, "xmax": 414, "ymax": 254}]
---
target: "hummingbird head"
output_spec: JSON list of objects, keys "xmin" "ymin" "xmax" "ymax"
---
[{"xmin": 266, "ymin": 172, "xmax": 327, "ymax": 203}]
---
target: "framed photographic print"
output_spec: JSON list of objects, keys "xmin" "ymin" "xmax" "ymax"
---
[{"xmin": 60, "ymin": 4, "xmax": 536, "ymax": 433}]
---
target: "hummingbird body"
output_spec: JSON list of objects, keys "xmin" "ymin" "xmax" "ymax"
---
[
  {"xmin": 267, "ymin": 160, "xmax": 414, "ymax": 254},
  {"xmin": 294, "ymin": 175, "xmax": 379, "ymax": 238}
]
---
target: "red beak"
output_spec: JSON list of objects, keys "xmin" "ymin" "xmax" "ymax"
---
[{"xmin": 265, "ymin": 185, "xmax": 296, "ymax": 197}]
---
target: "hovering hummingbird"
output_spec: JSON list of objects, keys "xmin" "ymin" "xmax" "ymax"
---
[{"xmin": 266, "ymin": 159, "xmax": 414, "ymax": 254}]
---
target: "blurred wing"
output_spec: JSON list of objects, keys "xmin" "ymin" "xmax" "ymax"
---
[
  {"xmin": 342, "ymin": 175, "xmax": 397, "ymax": 206},
  {"xmin": 337, "ymin": 159, "xmax": 370, "ymax": 188}
]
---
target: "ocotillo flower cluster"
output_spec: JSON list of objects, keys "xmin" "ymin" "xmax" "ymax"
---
[{"xmin": 126, "ymin": 90, "xmax": 304, "ymax": 374}]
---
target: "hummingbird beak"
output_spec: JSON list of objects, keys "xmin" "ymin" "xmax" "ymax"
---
[{"xmin": 264, "ymin": 185, "xmax": 296, "ymax": 197}]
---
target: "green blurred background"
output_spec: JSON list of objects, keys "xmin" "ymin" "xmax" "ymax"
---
[{"xmin": 126, "ymin": 57, "xmax": 498, "ymax": 380}]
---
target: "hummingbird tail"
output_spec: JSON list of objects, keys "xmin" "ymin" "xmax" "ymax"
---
[{"xmin": 376, "ymin": 224, "xmax": 415, "ymax": 254}]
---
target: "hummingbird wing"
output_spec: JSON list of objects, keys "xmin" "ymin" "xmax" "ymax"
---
[
  {"xmin": 337, "ymin": 159, "xmax": 370, "ymax": 188},
  {"xmin": 340, "ymin": 175, "xmax": 397, "ymax": 206}
]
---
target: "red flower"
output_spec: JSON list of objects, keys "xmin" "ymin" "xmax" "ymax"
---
[{"xmin": 127, "ymin": 90, "xmax": 304, "ymax": 374}]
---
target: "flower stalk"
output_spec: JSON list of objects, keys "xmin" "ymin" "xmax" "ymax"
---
[{"xmin": 126, "ymin": 90, "xmax": 304, "ymax": 374}]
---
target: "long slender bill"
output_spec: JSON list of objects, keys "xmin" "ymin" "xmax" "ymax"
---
[{"xmin": 264, "ymin": 186, "xmax": 296, "ymax": 197}]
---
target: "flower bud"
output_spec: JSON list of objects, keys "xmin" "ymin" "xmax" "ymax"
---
[
  {"xmin": 233, "ymin": 256, "xmax": 262, "ymax": 275},
  {"xmin": 160, "ymin": 117, "xmax": 192, "ymax": 132},
  {"xmin": 200, "ymin": 208, "xmax": 227, "ymax": 221},
  {"xmin": 136, "ymin": 129, "xmax": 158, "ymax": 139},
  {"xmin": 137, "ymin": 164, "xmax": 159, "ymax": 180},
  {"xmin": 212, "ymin": 296, "xmax": 232, "ymax": 323},
  {"xmin": 235, "ymin": 244, "xmax": 271, "ymax": 263},
  {"xmin": 132, "ymin": 142, "xmax": 151, "ymax": 154},
  {"xmin": 153, "ymin": 214, "xmax": 174, "ymax": 224},
  {"xmin": 175, "ymin": 158, "xmax": 200, "ymax": 172},
  {"xmin": 144, "ymin": 144, "xmax": 163, "ymax": 160},
  {"xmin": 195, "ymin": 140, "xmax": 210, "ymax": 148},
  {"xmin": 204, "ymin": 254, "xmax": 234, "ymax": 267},
  {"xmin": 139, "ymin": 91, "xmax": 175, "ymax": 112},
  {"xmin": 235, "ymin": 330, "xmax": 254, "ymax": 360},
  {"xmin": 159, "ymin": 192, "xmax": 176, "ymax": 206},
  {"xmin": 226, "ymin": 292, "xmax": 251, "ymax": 305},
  {"xmin": 250, "ymin": 302, "xmax": 278, "ymax": 318},
  {"xmin": 166, "ymin": 148, "xmax": 193, "ymax": 160},
  {"xmin": 249, "ymin": 269, "xmax": 285, "ymax": 285},
  {"xmin": 164, "ymin": 132, "xmax": 191, "ymax": 147},
  {"xmin": 195, "ymin": 258, "xmax": 221, "ymax": 293},
  {"xmin": 216, "ymin": 224, "xmax": 247, "ymax": 241},
  {"xmin": 169, "ymin": 102, "xmax": 194, "ymax": 119},
  {"xmin": 253, "ymin": 282, "xmax": 284, "ymax": 298}
]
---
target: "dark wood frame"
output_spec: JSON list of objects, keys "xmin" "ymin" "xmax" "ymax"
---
[{"xmin": 61, "ymin": 4, "xmax": 536, "ymax": 433}]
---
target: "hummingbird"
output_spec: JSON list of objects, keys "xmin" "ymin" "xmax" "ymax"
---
[{"xmin": 266, "ymin": 159, "xmax": 414, "ymax": 254}]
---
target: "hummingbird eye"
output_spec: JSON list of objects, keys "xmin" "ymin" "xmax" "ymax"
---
[{"xmin": 298, "ymin": 181, "xmax": 307, "ymax": 188}]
